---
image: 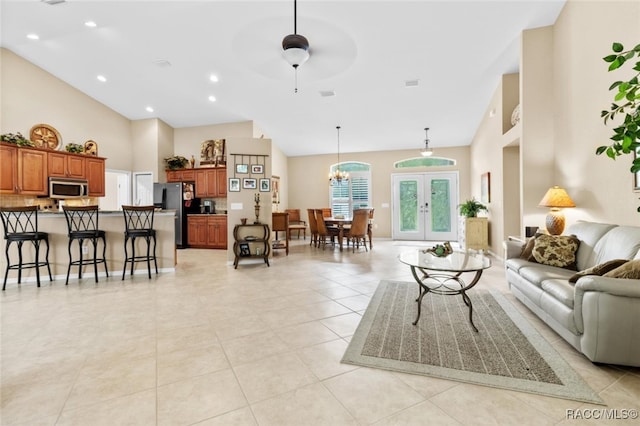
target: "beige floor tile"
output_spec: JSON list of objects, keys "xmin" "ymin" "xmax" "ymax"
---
[
  {"xmin": 233, "ymin": 351, "xmax": 317, "ymax": 403},
  {"xmin": 157, "ymin": 369, "xmax": 247, "ymax": 426},
  {"xmin": 297, "ymin": 339, "xmax": 359, "ymax": 380},
  {"xmin": 194, "ymin": 407, "xmax": 258, "ymax": 426},
  {"xmin": 392, "ymin": 371, "xmax": 460, "ymax": 399},
  {"xmin": 56, "ymin": 389, "xmax": 156, "ymax": 425},
  {"xmin": 214, "ymin": 314, "xmax": 273, "ymax": 341},
  {"xmin": 220, "ymin": 330, "xmax": 289, "ymax": 366},
  {"xmin": 258, "ymin": 305, "xmax": 315, "ymax": 328},
  {"xmin": 64, "ymin": 355, "xmax": 156, "ymax": 410},
  {"xmin": 251, "ymin": 382, "xmax": 358, "ymax": 426},
  {"xmin": 372, "ymin": 400, "xmax": 462, "ymax": 426},
  {"xmin": 315, "ymin": 285, "xmax": 362, "ymax": 299},
  {"xmin": 320, "ymin": 312, "xmax": 363, "ymax": 337},
  {"xmin": 157, "ymin": 323, "xmax": 218, "ymax": 355},
  {"xmin": 304, "ymin": 300, "xmax": 353, "ymax": 320},
  {"xmin": 273, "ymin": 321, "xmax": 340, "ymax": 349},
  {"xmin": 158, "ymin": 343, "xmax": 230, "ymax": 385},
  {"xmin": 335, "ymin": 294, "xmax": 372, "ymax": 311},
  {"xmin": 1, "ymin": 377, "xmax": 76, "ymax": 425},
  {"xmin": 323, "ymin": 367, "xmax": 424, "ymax": 424}
]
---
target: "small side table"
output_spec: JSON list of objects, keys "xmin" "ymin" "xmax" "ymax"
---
[{"xmin": 233, "ymin": 223, "xmax": 270, "ymax": 269}]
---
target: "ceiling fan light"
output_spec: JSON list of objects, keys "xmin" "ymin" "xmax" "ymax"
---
[{"xmin": 282, "ymin": 47, "xmax": 310, "ymax": 67}]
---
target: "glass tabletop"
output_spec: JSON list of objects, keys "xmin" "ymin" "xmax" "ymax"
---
[{"xmin": 398, "ymin": 249, "xmax": 491, "ymax": 273}]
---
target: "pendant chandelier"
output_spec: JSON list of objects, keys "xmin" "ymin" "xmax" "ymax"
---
[
  {"xmin": 421, "ymin": 127, "xmax": 433, "ymax": 157},
  {"xmin": 282, "ymin": 0, "xmax": 310, "ymax": 93},
  {"xmin": 329, "ymin": 126, "xmax": 349, "ymax": 183}
]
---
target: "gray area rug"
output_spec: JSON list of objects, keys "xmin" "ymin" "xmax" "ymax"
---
[{"xmin": 342, "ymin": 280, "xmax": 604, "ymax": 404}]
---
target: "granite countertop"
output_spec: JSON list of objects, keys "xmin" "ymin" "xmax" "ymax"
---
[{"xmin": 38, "ymin": 209, "xmax": 177, "ymax": 216}]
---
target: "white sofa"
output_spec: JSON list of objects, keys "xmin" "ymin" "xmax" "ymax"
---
[{"xmin": 504, "ymin": 221, "xmax": 640, "ymax": 367}]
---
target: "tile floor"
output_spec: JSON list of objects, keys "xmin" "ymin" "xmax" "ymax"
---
[{"xmin": 1, "ymin": 238, "xmax": 639, "ymax": 425}]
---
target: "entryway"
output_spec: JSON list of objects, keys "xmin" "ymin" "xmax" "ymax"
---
[{"xmin": 391, "ymin": 172, "xmax": 459, "ymax": 241}]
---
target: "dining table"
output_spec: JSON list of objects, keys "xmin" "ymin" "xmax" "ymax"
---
[{"xmin": 324, "ymin": 216, "xmax": 373, "ymax": 251}]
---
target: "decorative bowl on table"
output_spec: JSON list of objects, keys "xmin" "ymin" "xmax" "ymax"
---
[{"xmin": 422, "ymin": 241, "xmax": 453, "ymax": 257}]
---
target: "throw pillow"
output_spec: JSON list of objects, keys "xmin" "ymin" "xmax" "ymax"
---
[
  {"xmin": 531, "ymin": 234, "xmax": 580, "ymax": 270},
  {"xmin": 519, "ymin": 237, "xmax": 537, "ymax": 261},
  {"xmin": 568, "ymin": 259, "xmax": 628, "ymax": 283},
  {"xmin": 603, "ymin": 259, "xmax": 640, "ymax": 279}
]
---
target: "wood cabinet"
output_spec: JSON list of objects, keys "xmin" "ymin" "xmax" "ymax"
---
[
  {"xmin": 48, "ymin": 152, "xmax": 86, "ymax": 179},
  {"xmin": 187, "ymin": 215, "xmax": 227, "ymax": 249},
  {"xmin": 167, "ymin": 169, "xmax": 196, "ymax": 182},
  {"xmin": 459, "ymin": 217, "xmax": 489, "ymax": 250},
  {"xmin": 0, "ymin": 144, "xmax": 47, "ymax": 195},
  {"xmin": 86, "ymin": 157, "xmax": 105, "ymax": 197},
  {"xmin": 0, "ymin": 144, "xmax": 18, "ymax": 194},
  {"xmin": 168, "ymin": 167, "xmax": 226, "ymax": 197}
]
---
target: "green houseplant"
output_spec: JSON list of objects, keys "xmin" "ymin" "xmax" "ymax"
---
[
  {"xmin": 164, "ymin": 155, "xmax": 189, "ymax": 170},
  {"xmin": 1, "ymin": 132, "xmax": 34, "ymax": 147},
  {"xmin": 596, "ymin": 41, "xmax": 640, "ymax": 211},
  {"xmin": 459, "ymin": 198, "xmax": 488, "ymax": 217},
  {"xmin": 65, "ymin": 143, "xmax": 84, "ymax": 153}
]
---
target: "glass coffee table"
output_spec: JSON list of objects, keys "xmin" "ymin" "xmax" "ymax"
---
[{"xmin": 399, "ymin": 249, "xmax": 491, "ymax": 332}]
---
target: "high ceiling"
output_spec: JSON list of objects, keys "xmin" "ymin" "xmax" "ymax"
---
[{"xmin": 0, "ymin": 0, "xmax": 566, "ymax": 157}]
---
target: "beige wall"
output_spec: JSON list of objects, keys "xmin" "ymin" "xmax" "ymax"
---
[
  {"xmin": 288, "ymin": 147, "xmax": 471, "ymax": 238},
  {"xmin": 173, "ymin": 121, "xmax": 254, "ymax": 167},
  {"xmin": 0, "ymin": 48, "xmax": 133, "ymax": 171},
  {"xmin": 131, "ymin": 118, "xmax": 175, "ymax": 182}
]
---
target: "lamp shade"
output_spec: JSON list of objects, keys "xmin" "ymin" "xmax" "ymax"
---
[{"xmin": 538, "ymin": 186, "xmax": 576, "ymax": 208}]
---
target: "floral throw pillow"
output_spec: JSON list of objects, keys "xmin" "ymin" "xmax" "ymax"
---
[{"xmin": 531, "ymin": 234, "xmax": 580, "ymax": 270}]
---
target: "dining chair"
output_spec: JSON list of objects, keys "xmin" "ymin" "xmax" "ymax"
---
[
  {"xmin": 62, "ymin": 205, "xmax": 109, "ymax": 285},
  {"xmin": 345, "ymin": 209, "xmax": 370, "ymax": 252},
  {"xmin": 272, "ymin": 212, "xmax": 289, "ymax": 255},
  {"xmin": 307, "ymin": 209, "xmax": 319, "ymax": 247},
  {"xmin": 285, "ymin": 208, "xmax": 306, "ymax": 239},
  {"xmin": 122, "ymin": 205, "xmax": 157, "ymax": 280},
  {"xmin": 315, "ymin": 209, "xmax": 339, "ymax": 250},
  {"xmin": 0, "ymin": 206, "xmax": 52, "ymax": 290}
]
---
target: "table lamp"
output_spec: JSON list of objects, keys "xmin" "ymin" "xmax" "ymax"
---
[{"xmin": 538, "ymin": 186, "xmax": 575, "ymax": 235}]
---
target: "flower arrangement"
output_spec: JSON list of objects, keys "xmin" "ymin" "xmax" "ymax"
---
[
  {"xmin": 164, "ymin": 155, "xmax": 189, "ymax": 170},
  {"xmin": 65, "ymin": 143, "xmax": 84, "ymax": 153},
  {"xmin": 1, "ymin": 132, "xmax": 34, "ymax": 147}
]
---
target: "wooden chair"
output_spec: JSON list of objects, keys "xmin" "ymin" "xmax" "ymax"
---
[
  {"xmin": 345, "ymin": 209, "xmax": 370, "ymax": 252},
  {"xmin": 271, "ymin": 212, "xmax": 289, "ymax": 255},
  {"xmin": 307, "ymin": 209, "xmax": 319, "ymax": 247},
  {"xmin": 321, "ymin": 208, "xmax": 332, "ymax": 218},
  {"xmin": 285, "ymin": 209, "xmax": 306, "ymax": 239},
  {"xmin": 315, "ymin": 209, "xmax": 339, "ymax": 250}
]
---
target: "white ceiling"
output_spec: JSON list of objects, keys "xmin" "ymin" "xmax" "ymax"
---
[{"xmin": 0, "ymin": 0, "xmax": 566, "ymax": 157}]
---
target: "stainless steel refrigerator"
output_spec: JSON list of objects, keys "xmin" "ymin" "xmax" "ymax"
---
[{"xmin": 153, "ymin": 182, "xmax": 200, "ymax": 248}]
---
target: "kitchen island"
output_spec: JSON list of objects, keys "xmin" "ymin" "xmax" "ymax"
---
[{"xmin": 0, "ymin": 210, "xmax": 176, "ymax": 288}]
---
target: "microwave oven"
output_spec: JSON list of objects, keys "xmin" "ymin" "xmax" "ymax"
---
[{"xmin": 49, "ymin": 178, "xmax": 89, "ymax": 199}]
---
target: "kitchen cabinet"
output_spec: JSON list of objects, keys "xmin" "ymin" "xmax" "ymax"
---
[
  {"xmin": 85, "ymin": 157, "xmax": 105, "ymax": 197},
  {"xmin": 195, "ymin": 168, "xmax": 226, "ymax": 198},
  {"xmin": 48, "ymin": 152, "xmax": 86, "ymax": 179},
  {"xmin": 187, "ymin": 215, "xmax": 227, "ymax": 249},
  {"xmin": 167, "ymin": 169, "xmax": 196, "ymax": 182},
  {"xmin": 0, "ymin": 144, "xmax": 48, "ymax": 196}
]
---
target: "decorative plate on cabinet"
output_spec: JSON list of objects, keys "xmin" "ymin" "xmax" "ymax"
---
[
  {"xmin": 84, "ymin": 140, "xmax": 98, "ymax": 156},
  {"xmin": 29, "ymin": 123, "xmax": 61, "ymax": 150}
]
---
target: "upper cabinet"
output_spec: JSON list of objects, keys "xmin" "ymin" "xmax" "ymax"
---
[
  {"xmin": 86, "ymin": 157, "xmax": 105, "ymax": 196},
  {"xmin": 167, "ymin": 169, "xmax": 196, "ymax": 182},
  {"xmin": 48, "ymin": 151, "xmax": 86, "ymax": 179},
  {"xmin": 168, "ymin": 167, "xmax": 226, "ymax": 197}
]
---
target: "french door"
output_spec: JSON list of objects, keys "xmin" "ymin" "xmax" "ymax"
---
[{"xmin": 392, "ymin": 172, "xmax": 458, "ymax": 241}]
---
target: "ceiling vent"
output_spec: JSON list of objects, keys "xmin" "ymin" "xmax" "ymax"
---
[
  {"xmin": 405, "ymin": 79, "xmax": 420, "ymax": 88},
  {"xmin": 319, "ymin": 90, "xmax": 336, "ymax": 98},
  {"xmin": 152, "ymin": 59, "xmax": 172, "ymax": 68},
  {"xmin": 41, "ymin": 0, "xmax": 66, "ymax": 5}
]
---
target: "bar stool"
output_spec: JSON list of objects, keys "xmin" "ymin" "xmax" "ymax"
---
[
  {"xmin": 0, "ymin": 206, "xmax": 52, "ymax": 290},
  {"xmin": 62, "ymin": 205, "xmax": 109, "ymax": 285},
  {"xmin": 122, "ymin": 205, "xmax": 157, "ymax": 279}
]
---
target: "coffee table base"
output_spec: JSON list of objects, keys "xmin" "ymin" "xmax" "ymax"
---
[{"xmin": 409, "ymin": 266, "xmax": 484, "ymax": 332}]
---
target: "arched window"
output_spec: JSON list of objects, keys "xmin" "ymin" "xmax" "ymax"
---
[
  {"xmin": 329, "ymin": 162, "xmax": 371, "ymax": 217},
  {"xmin": 394, "ymin": 157, "xmax": 456, "ymax": 168}
]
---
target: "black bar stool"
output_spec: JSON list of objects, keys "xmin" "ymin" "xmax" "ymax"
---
[
  {"xmin": 0, "ymin": 206, "xmax": 53, "ymax": 290},
  {"xmin": 122, "ymin": 205, "xmax": 157, "ymax": 279},
  {"xmin": 62, "ymin": 205, "xmax": 109, "ymax": 285}
]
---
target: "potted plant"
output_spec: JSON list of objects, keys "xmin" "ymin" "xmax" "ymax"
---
[
  {"xmin": 164, "ymin": 155, "xmax": 189, "ymax": 170},
  {"xmin": 1, "ymin": 132, "xmax": 34, "ymax": 147},
  {"xmin": 65, "ymin": 143, "xmax": 84, "ymax": 153},
  {"xmin": 597, "ymin": 41, "xmax": 640, "ymax": 211},
  {"xmin": 459, "ymin": 198, "xmax": 488, "ymax": 217}
]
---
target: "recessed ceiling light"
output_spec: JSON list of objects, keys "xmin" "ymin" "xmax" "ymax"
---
[
  {"xmin": 96, "ymin": 75, "xmax": 107, "ymax": 82},
  {"xmin": 209, "ymin": 74, "xmax": 219, "ymax": 83},
  {"xmin": 84, "ymin": 21, "xmax": 97, "ymax": 28},
  {"xmin": 208, "ymin": 96, "xmax": 216, "ymax": 102},
  {"xmin": 405, "ymin": 79, "xmax": 419, "ymax": 88},
  {"xmin": 27, "ymin": 34, "xmax": 39, "ymax": 40},
  {"xmin": 145, "ymin": 106, "xmax": 154, "ymax": 113}
]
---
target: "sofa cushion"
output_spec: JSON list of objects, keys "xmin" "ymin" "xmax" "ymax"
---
[
  {"xmin": 565, "ymin": 221, "xmax": 618, "ymax": 270},
  {"xmin": 518, "ymin": 263, "xmax": 575, "ymax": 287},
  {"xmin": 603, "ymin": 259, "xmax": 640, "ymax": 279},
  {"xmin": 531, "ymin": 234, "xmax": 580, "ymax": 270},
  {"xmin": 568, "ymin": 259, "xmax": 629, "ymax": 283},
  {"xmin": 541, "ymin": 279, "xmax": 575, "ymax": 309},
  {"xmin": 593, "ymin": 226, "xmax": 640, "ymax": 265}
]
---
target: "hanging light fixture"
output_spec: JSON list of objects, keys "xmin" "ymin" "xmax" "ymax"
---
[
  {"xmin": 329, "ymin": 126, "xmax": 349, "ymax": 183},
  {"xmin": 282, "ymin": 0, "xmax": 310, "ymax": 93},
  {"xmin": 421, "ymin": 127, "xmax": 433, "ymax": 157}
]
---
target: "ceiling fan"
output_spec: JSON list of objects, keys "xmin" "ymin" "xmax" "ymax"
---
[{"xmin": 282, "ymin": 0, "xmax": 310, "ymax": 93}]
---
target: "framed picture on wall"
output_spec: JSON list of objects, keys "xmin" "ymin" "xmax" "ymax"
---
[
  {"xmin": 228, "ymin": 178, "xmax": 240, "ymax": 192},
  {"xmin": 259, "ymin": 178, "xmax": 270, "ymax": 192},
  {"xmin": 251, "ymin": 164, "xmax": 264, "ymax": 174},
  {"xmin": 481, "ymin": 172, "xmax": 491, "ymax": 203},
  {"xmin": 243, "ymin": 178, "xmax": 257, "ymax": 189},
  {"xmin": 236, "ymin": 164, "xmax": 248, "ymax": 174}
]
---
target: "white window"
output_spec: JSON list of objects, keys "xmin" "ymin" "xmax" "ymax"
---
[{"xmin": 329, "ymin": 162, "xmax": 371, "ymax": 216}]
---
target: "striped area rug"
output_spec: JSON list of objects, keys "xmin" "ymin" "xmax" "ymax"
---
[{"xmin": 342, "ymin": 280, "xmax": 603, "ymax": 404}]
